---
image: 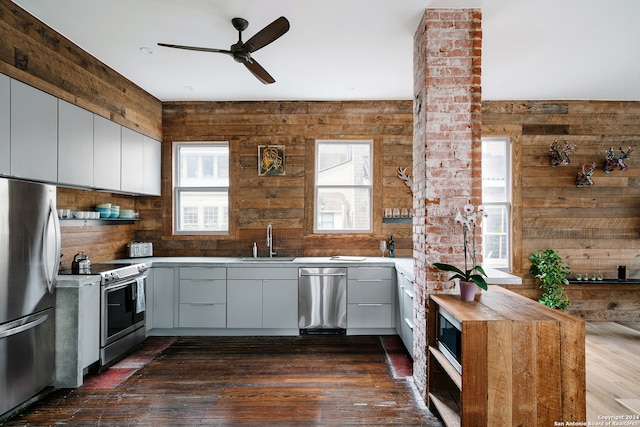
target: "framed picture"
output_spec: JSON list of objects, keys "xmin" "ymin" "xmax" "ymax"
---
[{"xmin": 258, "ymin": 145, "xmax": 285, "ymax": 176}]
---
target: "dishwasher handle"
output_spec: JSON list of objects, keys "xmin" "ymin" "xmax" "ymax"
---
[{"xmin": 299, "ymin": 272, "xmax": 346, "ymax": 277}]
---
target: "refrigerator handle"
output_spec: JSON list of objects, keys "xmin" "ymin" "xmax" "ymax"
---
[
  {"xmin": 42, "ymin": 198, "xmax": 61, "ymax": 293},
  {"xmin": 0, "ymin": 312, "xmax": 49, "ymax": 339}
]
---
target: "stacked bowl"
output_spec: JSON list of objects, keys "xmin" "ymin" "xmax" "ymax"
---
[
  {"xmin": 119, "ymin": 209, "xmax": 135, "ymax": 219},
  {"xmin": 95, "ymin": 203, "xmax": 112, "ymax": 219},
  {"xmin": 110, "ymin": 205, "xmax": 120, "ymax": 218}
]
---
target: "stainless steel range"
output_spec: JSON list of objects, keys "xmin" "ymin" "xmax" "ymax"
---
[{"xmin": 60, "ymin": 262, "xmax": 148, "ymax": 368}]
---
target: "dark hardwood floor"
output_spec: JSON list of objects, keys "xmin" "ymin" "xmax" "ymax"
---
[{"xmin": 3, "ymin": 336, "xmax": 442, "ymax": 426}]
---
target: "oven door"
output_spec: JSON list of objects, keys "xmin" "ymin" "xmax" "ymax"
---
[{"xmin": 101, "ymin": 276, "xmax": 146, "ymax": 347}]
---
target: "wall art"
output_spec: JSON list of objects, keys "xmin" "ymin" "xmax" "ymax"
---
[
  {"xmin": 258, "ymin": 145, "xmax": 285, "ymax": 176},
  {"xmin": 397, "ymin": 167, "xmax": 413, "ymax": 193},
  {"xmin": 604, "ymin": 146, "xmax": 633, "ymax": 173},
  {"xmin": 576, "ymin": 162, "xmax": 596, "ymax": 187},
  {"xmin": 550, "ymin": 139, "xmax": 576, "ymax": 167}
]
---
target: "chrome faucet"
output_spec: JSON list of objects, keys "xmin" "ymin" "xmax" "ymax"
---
[{"xmin": 266, "ymin": 224, "xmax": 277, "ymax": 257}]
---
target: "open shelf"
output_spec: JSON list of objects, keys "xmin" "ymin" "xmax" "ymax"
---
[
  {"xmin": 382, "ymin": 217, "xmax": 412, "ymax": 224},
  {"xmin": 59, "ymin": 218, "xmax": 137, "ymax": 226},
  {"xmin": 428, "ymin": 391, "xmax": 461, "ymax": 427},
  {"xmin": 429, "ymin": 346, "xmax": 461, "ymax": 389}
]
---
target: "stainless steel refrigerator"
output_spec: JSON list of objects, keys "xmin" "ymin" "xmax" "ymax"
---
[{"xmin": 0, "ymin": 177, "xmax": 60, "ymax": 416}]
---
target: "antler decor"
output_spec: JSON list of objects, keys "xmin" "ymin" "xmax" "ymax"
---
[
  {"xmin": 550, "ymin": 139, "xmax": 576, "ymax": 167},
  {"xmin": 397, "ymin": 167, "xmax": 413, "ymax": 192},
  {"xmin": 576, "ymin": 162, "xmax": 597, "ymax": 187},
  {"xmin": 604, "ymin": 146, "xmax": 633, "ymax": 173}
]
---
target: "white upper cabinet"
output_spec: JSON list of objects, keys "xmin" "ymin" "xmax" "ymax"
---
[
  {"xmin": 142, "ymin": 136, "xmax": 161, "ymax": 196},
  {"xmin": 93, "ymin": 115, "xmax": 121, "ymax": 191},
  {"xmin": 3, "ymin": 73, "xmax": 160, "ymax": 195},
  {"xmin": 0, "ymin": 74, "xmax": 9, "ymax": 175},
  {"xmin": 10, "ymin": 80, "xmax": 58, "ymax": 182},
  {"xmin": 58, "ymin": 100, "xmax": 94, "ymax": 187},
  {"xmin": 121, "ymin": 127, "xmax": 144, "ymax": 194}
]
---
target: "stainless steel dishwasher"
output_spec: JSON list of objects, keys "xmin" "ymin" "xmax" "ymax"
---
[{"xmin": 298, "ymin": 267, "xmax": 347, "ymax": 334}]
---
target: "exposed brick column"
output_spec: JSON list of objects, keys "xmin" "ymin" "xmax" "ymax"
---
[{"xmin": 411, "ymin": 8, "xmax": 482, "ymax": 398}]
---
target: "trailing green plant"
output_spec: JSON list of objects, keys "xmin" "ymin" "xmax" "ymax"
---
[{"xmin": 528, "ymin": 249, "xmax": 570, "ymax": 310}]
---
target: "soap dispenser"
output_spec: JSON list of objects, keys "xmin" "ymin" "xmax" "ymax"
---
[{"xmin": 252, "ymin": 242, "xmax": 258, "ymax": 258}]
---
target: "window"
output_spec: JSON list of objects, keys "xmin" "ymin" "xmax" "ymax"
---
[
  {"xmin": 482, "ymin": 137, "xmax": 511, "ymax": 269},
  {"xmin": 315, "ymin": 140, "xmax": 372, "ymax": 232},
  {"xmin": 174, "ymin": 143, "xmax": 229, "ymax": 233}
]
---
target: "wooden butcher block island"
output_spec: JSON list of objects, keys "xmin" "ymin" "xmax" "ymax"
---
[{"xmin": 427, "ymin": 285, "xmax": 586, "ymax": 427}]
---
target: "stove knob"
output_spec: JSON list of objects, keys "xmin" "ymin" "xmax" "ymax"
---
[
  {"xmin": 138, "ymin": 265, "xmax": 147, "ymax": 273},
  {"xmin": 104, "ymin": 273, "xmax": 112, "ymax": 282},
  {"xmin": 112, "ymin": 272, "xmax": 120, "ymax": 280}
]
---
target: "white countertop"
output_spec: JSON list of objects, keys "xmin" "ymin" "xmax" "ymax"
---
[{"xmin": 56, "ymin": 257, "xmax": 521, "ymax": 286}]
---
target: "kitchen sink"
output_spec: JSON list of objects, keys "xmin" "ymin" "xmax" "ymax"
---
[{"xmin": 238, "ymin": 257, "xmax": 297, "ymax": 262}]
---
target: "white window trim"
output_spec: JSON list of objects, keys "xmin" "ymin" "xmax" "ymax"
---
[
  {"xmin": 482, "ymin": 137, "xmax": 512, "ymax": 271},
  {"xmin": 173, "ymin": 141, "xmax": 229, "ymax": 235},
  {"xmin": 314, "ymin": 140, "xmax": 373, "ymax": 234}
]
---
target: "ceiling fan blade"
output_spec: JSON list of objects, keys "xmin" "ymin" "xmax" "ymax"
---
[
  {"xmin": 243, "ymin": 16, "xmax": 290, "ymax": 53},
  {"xmin": 243, "ymin": 59, "xmax": 275, "ymax": 84},
  {"xmin": 157, "ymin": 43, "xmax": 232, "ymax": 55}
]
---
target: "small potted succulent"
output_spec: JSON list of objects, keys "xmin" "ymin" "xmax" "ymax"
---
[{"xmin": 433, "ymin": 203, "xmax": 488, "ymax": 301}]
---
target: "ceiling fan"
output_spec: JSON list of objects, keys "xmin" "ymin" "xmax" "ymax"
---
[{"xmin": 158, "ymin": 16, "xmax": 289, "ymax": 84}]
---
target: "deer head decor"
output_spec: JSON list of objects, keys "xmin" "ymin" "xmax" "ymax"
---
[
  {"xmin": 576, "ymin": 162, "xmax": 597, "ymax": 187},
  {"xmin": 397, "ymin": 167, "xmax": 413, "ymax": 193},
  {"xmin": 604, "ymin": 146, "xmax": 633, "ymax": 173},
  {"xmin": 550, "ymin": 140, "xmax": 576, "ymax": 167}
]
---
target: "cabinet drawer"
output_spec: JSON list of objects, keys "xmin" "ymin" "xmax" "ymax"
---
[
  {"xmin": 179, "ymin": 279, "xmax": 226, "ymax": 303},
  {"xmin": 347, "ymin": 303, "xmax": 393, "ymax": 328},
  {"xmin": 179, "ymin": 267, "xmax": 226, "ymax": 280},
  {"xmin": 179, "ymin": 303, "xmax": 226, "ymax": 328},
  {"xmin": 348, "ymin": 279, "xmax": 393, "ymax": 303},
  {"xmin": 227, "ymin": 267, "xmax": 297, "ymax": 280},
  {"xmin": 401, "ymin": 318, "xmax": 414, "ymax": 358},
  {"xmin": 348, "ymin": 266, "xmax": 393, "ymax": 280}
]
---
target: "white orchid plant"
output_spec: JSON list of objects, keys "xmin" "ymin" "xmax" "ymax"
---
[{"xmin": 433, "ymin": 203, "xmax": 489, "ymax": 290}]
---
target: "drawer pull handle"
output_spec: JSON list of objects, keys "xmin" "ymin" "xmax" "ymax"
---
[
  {"xmin": 357, "ymin": 279, "xmax": 382, "ymax": 282},
  {"xmin": 185, "ymin": 302, "xmax": 219, "ymax": 306},
  {"xmin": 357, "ymin": 303, "xmax": 383, "ymax": 307},
  {"xmin": 404, "ymin": 318, "xmax": 414, "ymax": 329},
  {"xmin": 403, "ymin": 289, "xmax": 414, "ymax": 298}
]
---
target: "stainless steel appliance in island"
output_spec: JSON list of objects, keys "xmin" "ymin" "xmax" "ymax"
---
[{"xmin": 0, "ymin": 177, "xmax": 60, "ymax": 416}]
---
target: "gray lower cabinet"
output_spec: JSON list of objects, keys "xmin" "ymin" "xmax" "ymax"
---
[
  {"xmin": 55, "ymin": 280, "xmax": 100, "ymax": 387},
  {"xmin": 58, "ymin": 100, "xmax": 94, "ymax": 187},
  {"xmin": 152, "ymin": 267, "xmax": 176, "ymax": 329},
  {"xmin": 0, "ymin": 73, "xmax": 9, "ymax": 175},
  {"xmin": 227, "ymin": 279, "xmax": 262, "ymax": 328},
  {"xmin": 178, "ymin": 267, "xmax": 226, "ymax": 328},
  {"xmin": 227, "ymin": 268, "xmax": 298, "ymax": 329},
  {"xmin": 263, "ymin": 279, "xmax": 298, "ymax": 328},
  {"xmin": 396, "ymin": 270, "xmax": 414, "ymax": 358},
  {"xmin": 10, "ymin": 80, "xmax": 58, "ymax": 182},
  {"xmin": 347, "ymin": 266, "xmax": 395, "ymax": 330}
]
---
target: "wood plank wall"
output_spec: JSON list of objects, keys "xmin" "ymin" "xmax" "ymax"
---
[
  {"xmin": 1, "ymin": 0, "xmax": 162, "ymax": 264},
  {"xmin": 136, "ymin": 101, "xmax": 414, "ymax": 258},
  {"xmin": 57, "ymin": 188, "xmax": 138, "ymax": 268},
  {"xmin": 483, "ymin": 100, "xmax": 640, "ymax": 321},
  {"xmin": 0, "ymin": 0, "xmax": 162, "ymax": 140}
]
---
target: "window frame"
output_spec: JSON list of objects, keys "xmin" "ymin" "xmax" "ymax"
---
[
  {"xmin": 481, "ymin": 137, "xmax": 512, "ymax": 271},
  {"xmin": 314, "ymin": 139, "xmax": 373, "ymax": 234},
  {"xmin": 173, "ymin": 141, "xmax": 230, "ymax": 235}
]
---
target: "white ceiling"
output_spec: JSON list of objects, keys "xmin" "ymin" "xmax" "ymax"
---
[{"xmin": 12, "ymin": 0, "xmax": 640, "ymax": 102}]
